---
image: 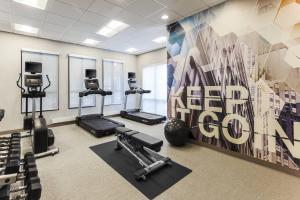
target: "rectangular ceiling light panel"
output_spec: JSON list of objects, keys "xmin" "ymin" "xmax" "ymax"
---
[
  {"xmin": 14, "ymin": 24, "xmax": 39, "ymax": 34},
  {"xmin": 83, "ymin": 39, "xmax": 100, "ymax": 45},
  {"xmin": 153, "ymin": 36, "xmax": 167, "ymax": 43},
  {"xmin": 126, "ymin": 48, "xmax": 138, "ymax": 53},
  {"xmin": 14, "ymin": 0, "xmax": 48, "ymax": 10},
  {"xmin": 97, "ymin": 20, "xmax": 129, "ymax": 37}
]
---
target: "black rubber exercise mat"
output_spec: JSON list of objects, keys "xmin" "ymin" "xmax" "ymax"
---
[{"xmin": 90, "ymin": 140, "xmax": 192, "ymax": 200}]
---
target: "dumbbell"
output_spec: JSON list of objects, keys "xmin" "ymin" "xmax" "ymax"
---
[
  {"xmin": 9, "ymin": 177, "xmax": 42, "ymax": 200},
  {"xmin": 0, "ymin": 133, "xmax": 21, "ymax": 142},
  {"xmin": 0, "ymin": 140, "xmax": 20, "ymax": 152},
  {"xmin": 18, "ymin": 153, "xmax": 38, "ymax": 178},
  {"xmin": 0, "ymin": 135, "xmax": 20, "ymax": 146},
  {"xmin": 2, "ymin": 152, "xmax": 35, "ymax": 175},
  {"xmin": 0, "ymin": 151, "xmax": 21, "ymax": 175}
]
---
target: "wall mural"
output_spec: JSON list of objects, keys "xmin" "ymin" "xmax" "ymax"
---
[{"xmin": 167, "ymin": 0, "xmax": 300, "ymax": 171}]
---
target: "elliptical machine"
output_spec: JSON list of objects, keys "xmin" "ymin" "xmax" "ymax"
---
[{"xmin": 17, "ymin": 62, "xmax": 59, "ymax": 158}]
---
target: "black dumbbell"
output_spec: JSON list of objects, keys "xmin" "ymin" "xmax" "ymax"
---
[
  {"xmin": 0, "ymin": 133, "xmax": 21, "ymax": 141},
  {"xmin": 0, "ymin": 147, "xmax": 21, "ymax": 156},
  {"xmin": 3, "ymin": 152, "xmax": 36, "ymax": 175},
  {"xmin": 0, "ymin": 136, "xmax": 21, "ymax": 144},
  {"xmin": 9, "ymin": 180, "xmax": 42, "ymax": 200}
]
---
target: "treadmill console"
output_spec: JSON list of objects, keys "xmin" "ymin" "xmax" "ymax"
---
[
  {"xmin": 85, "ymin": 69, "xmax": 99, "ymax": 90},
  {"xmin": 85, "ymin": 69, "xmax": 96, "ymax": 79},
  {"xmin": 128, "ymin": 72, "xmax": 137, "ymax": 90}
]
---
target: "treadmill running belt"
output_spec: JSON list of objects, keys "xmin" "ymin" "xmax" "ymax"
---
[
  {"xmin": 129, "ymin": 112, "xmax": 163, "ymax": 120},
  {"xmin": 83, "ymin": 118, "xmax": 120, "ymax": 130}
]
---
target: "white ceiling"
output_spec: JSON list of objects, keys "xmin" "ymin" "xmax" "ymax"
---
[{"xmin": 0, "ymin": 0, "xmax": 226, "ymax": 55}]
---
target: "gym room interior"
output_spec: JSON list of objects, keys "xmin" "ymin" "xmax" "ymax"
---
[{"xmin": 0, "ymin": 0, "xmax": 300, "ymax": 199}]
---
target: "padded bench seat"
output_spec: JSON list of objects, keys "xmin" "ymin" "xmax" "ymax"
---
[{"xmin": 116, "ymin": 127, "xmax": 163, "ymax": 152}]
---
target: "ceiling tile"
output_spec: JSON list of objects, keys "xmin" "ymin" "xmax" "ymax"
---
[
  {"xmin": 105, "ymin": 0, "xmax": 136, "ymax": 8},
  {"xmin": 88, "ymin": 0, "xmax": 123, "ymax": 18},
  {"xmin": 49, "ymin": 0, "xmax": 84, "ymax": 19},
  {"xmin": 45, "ymin": 12, "xmax": 76, "ymax": 27},
  {"xmin": 110, "ymin": 27, "xmax": 140, "ymax": 41},
  {"xmin": 12, "ymin": 15, "xmax": 44, "ymax": 28},
  {"xmin": 42, "ymin": 22, "xmax": 67, "ymax": 33},
  {"xmin": 85, "ymin": 33, "xmax": 108, "ymax": 41},
  {"xmin": 62, "ymin": 30, "xmax": 87, "ymax": 42},
  {"xmin": 148, "ymin": 7, "xmax": 183, "ymax": 24},
  {"xmin": 11, "ymin": 1, "xmax": 47, "ymax": 21},
  {"xmin": 59, "ymin": 0, "xmax": 94, "ymax": 10},
  {"xmin": 0, "ymin": 0, "xmax": 10, "ymax": 13},
  {"xmin": 80, "ymin": 11, "xmax": 110, "ymax": 27},
  {"xmin": 132, "ymin": 19, "xmax": 165, "ymax": 34},
  {"xmin": 157, "ymin": 0, "xmax": 208, "ymax": 16},
  {"xmin": 39, "ymin": 30, "xmax": 63, "ymax": 40},
  {"xmin": 113, "ymin": 9, "xmax": 143, "ymax": 25},
  {"xmin": 126, "ymin": 0, "xmax": 165, "ymax": 17},
  {"xmin": 71, "ymin": 21, "xmax": 99, "ymax": 33}
]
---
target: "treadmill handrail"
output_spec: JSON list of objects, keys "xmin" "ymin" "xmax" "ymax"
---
[
  {"xmin": 124, "ymin": 88, "xmax": 151, "ymax": 95},
  {"xmin": 79, "ymin": 89, "xmax": 112, "ymax": 97}
]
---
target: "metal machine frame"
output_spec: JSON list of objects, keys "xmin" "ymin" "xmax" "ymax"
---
[
  {"xmin": 76, "ymin": 69, "xmax": 124, "ymax": 137},
  {"xmin": 115, "ymin": 127, "xmax": 171, "ymax": 181},
  {"xmin": 120, "ymin": 72, "xmax": 166, "ymax": 125}
]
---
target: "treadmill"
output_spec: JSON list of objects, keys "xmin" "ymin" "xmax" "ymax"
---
[
  {"xmin": 120, "ymin": 72, "xmax": 166, "ymax": 125},
  {"xmin": 76, "ymin": 69, "xmax": 124, "ymax": 137}
]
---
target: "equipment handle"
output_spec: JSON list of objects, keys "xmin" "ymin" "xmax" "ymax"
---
[
  {"xmin": 99, "ymin": 89, "xmax": 112, "ymax": 96},
  {"xmin": 104, "ymin": 91, "xmax": 112, "ymax": 96},
  {"xmin": 16, "ymin": 73, "xmax": 25, "ymax": 93},
  {"xmin": 142, "ymin": 90, "xmax": 151, "ymax": 94},
  {"xmin": 43, "ymin": 75, "xmax": 51, "ymax": 92},
  {"xmin": 125, "ymin": 90, "xmax": 136, "ymax": 95}
]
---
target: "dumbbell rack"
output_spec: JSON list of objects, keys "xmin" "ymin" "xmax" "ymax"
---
[{"xmin": 0, "ymin": 133, "xmax": 41, "ymax": 200}]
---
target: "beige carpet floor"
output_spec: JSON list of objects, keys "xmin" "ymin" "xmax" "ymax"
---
[{"xmin": 33, "ymin": 117, "xmax": 300, "ymax": 200}]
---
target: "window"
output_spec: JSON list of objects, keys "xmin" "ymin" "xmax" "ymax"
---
[
  {"xmin": 142, "ymin": 63, "xmax": 167, "ymax": 116},
  {"xmin": 21, "ymin": 50, "xmax": 59, "ymax": 112},
  {"xmin": 103, "ymin": 60, "xmax": 124, "ymax": 105},
  {"xmin": 68, "ymin": 55, "xmax": 96, "ymax": 109}
]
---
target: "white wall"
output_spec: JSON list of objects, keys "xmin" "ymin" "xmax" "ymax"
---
[
  {"xmin": 0, "ymin": 31, "xmax": 137, "ymax": 132},
  {"xmin": 136, "ymin": 48, "xmax": 167, "ymax": 83},
  {"xmin": 137, "ymin": 48, "xmax": 167, "ymax": 81}
]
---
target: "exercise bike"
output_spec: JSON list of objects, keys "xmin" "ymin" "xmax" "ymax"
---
[{"xmin": 17, "ymin": 62, "xmax": 59, "ymax": 159}]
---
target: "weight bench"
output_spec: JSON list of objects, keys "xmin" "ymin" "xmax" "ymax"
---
[{"xmin": 115, "ymin": 127, "xmax": 171, "ymax": 181}]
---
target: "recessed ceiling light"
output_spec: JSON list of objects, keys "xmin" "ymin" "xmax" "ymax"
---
[
  {"xmin": 126, "ymin": 48, "xmax": 138, "ymax": 53},
  {"xmin": 97, "ymin": 27, "xmax": 117, "ymax": 37},
  {"xmin": 14, "ymin": 24, "xmax": 39, "ymax": 34},
  {"xmin": 107, "ymin": 20, "xmax": 129, "ymax": 32},
  {"xmin": 161, "ymin": 15, "xmax": 169, "ymax": 20},
  {"xmin": 83, "ymin": 39, "xmax": 100, "ymax": 45},
  {"xmin": 14, "ymin": 0, "xmax": 48, "ymax": 10},
  {"xmin": 96, "ymin": 20, "xmax": 129, "ymax": 38},
  {"xmin": 153, "ymin": 36, "xmax": 167, "ymax": 44}
]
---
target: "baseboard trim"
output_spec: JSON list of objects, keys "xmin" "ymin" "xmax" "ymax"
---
[
  {"xmin": 191, "ymin": 140, "xmax": 300, "ymax": 177},
  {"xmin": 49, "ymin": 120, "xmax": 75, "ymax": 128},
  {"xmin": 0, "ymin": 114, "xmax": 122, "ymax": 135}
]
